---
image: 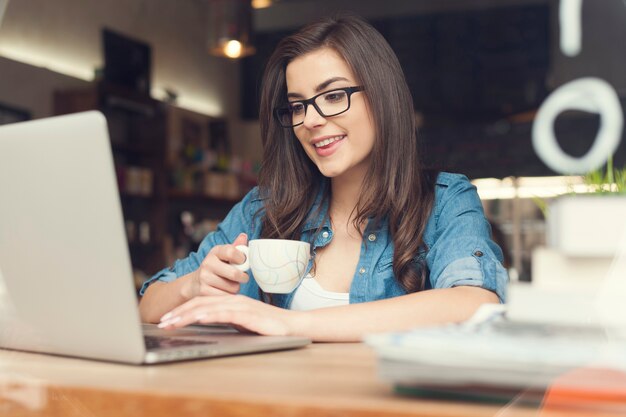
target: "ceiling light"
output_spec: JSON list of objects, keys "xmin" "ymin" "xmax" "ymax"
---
[
  {"xmin": 252, "ymin": 0, "xmax": 273, "ymax": 9},
  {"xmin": 207, "ymin": 0, "xmax": 256, "ymax": 59},
  {"xmin": 251, "ymin": 0, "xmax": 273, "ymax": 8}
]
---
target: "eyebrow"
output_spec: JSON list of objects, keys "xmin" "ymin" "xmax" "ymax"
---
[{"xmin": 286, "ymin": 76, "xmax": 350, "ymax": 99}]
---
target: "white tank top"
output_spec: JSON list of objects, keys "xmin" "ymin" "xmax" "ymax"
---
[{"xmin": 290, "ymin": 275, "xmax": 349, "ymax": 311}]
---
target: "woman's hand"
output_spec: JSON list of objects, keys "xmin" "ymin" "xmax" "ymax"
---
[
  {"xmin": 181, "ymin": 233, "xmax": 250, "ymax": 299},
  {"xmin": 157, "ymin": 294, "xmax": 305, "ymax": 337}
]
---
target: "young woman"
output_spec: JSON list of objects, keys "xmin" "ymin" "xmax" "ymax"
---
[{"xmin": 139, "ymin": 15, "xmax": 508, "ymax": 342}]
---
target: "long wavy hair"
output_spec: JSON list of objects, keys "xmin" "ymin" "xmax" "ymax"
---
[{"xmin": 258, "ymin": 15, "xmax": 436, "ymax": 294}]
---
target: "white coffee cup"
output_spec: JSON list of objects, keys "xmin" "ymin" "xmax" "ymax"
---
[{"xmin": 233, "ymin": 239, "xmax": 311, "ymax": 293}]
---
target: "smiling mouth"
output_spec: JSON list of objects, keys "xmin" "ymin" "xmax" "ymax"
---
[{"xmin": 314, "ymin": 135, "xmax": 345, "ymax": 148}]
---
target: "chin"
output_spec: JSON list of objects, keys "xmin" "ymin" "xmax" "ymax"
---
[{"xmin": 316, "ymin": 164, "xmax": 345, "ymax": 178}]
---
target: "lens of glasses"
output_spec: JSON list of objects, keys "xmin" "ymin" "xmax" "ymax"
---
[{"xmin": 315, "ymin": 89, "xmax": 349, "ymax": 117}]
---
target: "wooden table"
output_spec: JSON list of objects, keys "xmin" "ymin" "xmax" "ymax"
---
[{"xmin": 0, "ymin": 343, "xmax": 612, "ymax": 417}]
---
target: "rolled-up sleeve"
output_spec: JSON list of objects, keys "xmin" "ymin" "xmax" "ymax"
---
[
  {"xmin": 139, "ymin": 188, "xmax": 262, "ymax": 295},
  {"xmin": 426, "ymin": 174, "xmax": 508, "ymax": 302}
]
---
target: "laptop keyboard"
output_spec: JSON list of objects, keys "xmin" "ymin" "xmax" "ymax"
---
[{"xmin": 144, "ymin": 335, "xmax": 217, "ymax": 350}]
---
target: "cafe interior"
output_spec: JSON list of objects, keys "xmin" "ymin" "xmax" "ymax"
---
[{"xmin": 1, "ymin": 0, "xmax": 626, "ymax": 416}]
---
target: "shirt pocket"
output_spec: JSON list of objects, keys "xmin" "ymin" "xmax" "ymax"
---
[
  {"xmin": 375, "ymin": 255, "xmax": 404, "ymax": 299},
  {"xmin": 374, "ymin": 248, "xmax": 428, "ymax": 298},
  {"xmin": 376, "ymin": 247, "xmax": 432, "ymax": 292},
  {"xmin": 376, "ymin": 248, "xmax": 428, "ymax": 273},
  {"xmin": 376, "ymin": 255, "xmax": 394, "ymax": 273}
]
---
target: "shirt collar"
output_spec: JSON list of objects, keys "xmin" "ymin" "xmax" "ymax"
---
[{"xmin": 302, "ymin": 183, "xmax": 331, "ymax": 232}]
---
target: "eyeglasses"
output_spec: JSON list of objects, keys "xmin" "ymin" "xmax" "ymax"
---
[{"xmin": 274, "ymin": 86, "xmax": 364, "ymax": 128}]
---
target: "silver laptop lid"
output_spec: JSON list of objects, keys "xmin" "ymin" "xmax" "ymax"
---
[
  {"xmin": 0, "ymin": 111, "xmax": 146, "ymax": 363},
  {"xmin": 0, "ymin": 0, "xmax": 7, "ymax": 28}
]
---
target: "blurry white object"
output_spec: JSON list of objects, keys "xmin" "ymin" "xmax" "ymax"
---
[
  {"xmin": 513, "ymin": 196, "xmax": 626, "ymax": 328},
  {"xmin": 531, "ymin": 247, "xmax": 615, "ymax": 289},
  {"xmin": 532, "ymin": 77, "xmax": 623, "ymax": 175},
  {"xmin": 507, "ymin": 282, "xmax": 602, "ymax": 327},
  {"xmin": 559, "ymin": 0, "xmax": 583, "ymax": 57},
  {"xmin": 547, "ymin": 195, "xmax": 626, "ymax": 257},
  {"xmin": 596, "ymin": 219, "xmax": 626, "ymax": 330}
]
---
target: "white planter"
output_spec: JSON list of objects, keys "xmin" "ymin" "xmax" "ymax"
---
[
  {"xmin": 531, "ymin": 247, "xmax": 616, "ymax": 289},
  {"xmin": 507, "ymin": 282, "xmax": 603, "ymax": 327},
  {"xmin": 547, "ymin": 195, "xmax": 626, "ymax": 257}
]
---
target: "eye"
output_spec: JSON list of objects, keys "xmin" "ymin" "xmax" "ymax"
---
[
  {"xmin": 289, "ymin": 102, "xmax": 305, "ymax": 115},
  {"xmin": 323, "ymin": 90, "xmax": 347, "ymax": 103}
]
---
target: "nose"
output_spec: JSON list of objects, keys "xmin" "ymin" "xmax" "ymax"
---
[{"xmin": 301, "ymin": 103, "xmax": 326, "ymax": 129}]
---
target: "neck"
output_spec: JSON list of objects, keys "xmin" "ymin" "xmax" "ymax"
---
[{"xmin": 329, "ymin": 165, "xmax": 368, "ymax": 228}]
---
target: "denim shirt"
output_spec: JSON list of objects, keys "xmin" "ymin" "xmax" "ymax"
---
[{"xmin": 141, "ymin": 172, "xmax": 508, "ymax": 305}]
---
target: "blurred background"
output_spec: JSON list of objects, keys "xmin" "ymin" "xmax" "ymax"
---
[{"xmin": 0, "ymin": 0, "xmax": 624, "ymax": 288}]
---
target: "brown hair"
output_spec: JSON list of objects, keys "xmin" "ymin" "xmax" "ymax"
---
[{"xmin": 258, "ymin": 14, "xmax": 436, "ymax": 293}]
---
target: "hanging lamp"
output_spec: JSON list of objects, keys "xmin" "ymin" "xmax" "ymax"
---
[{"xmin": 207, "ymin": 0, "xmax": 256, "ymax": 59}]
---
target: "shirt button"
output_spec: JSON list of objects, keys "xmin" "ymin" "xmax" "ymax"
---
[
  {"xmin": 367, "ymin": 233, "xmax": 376, "ymax": 242},
  {"xmin": 359, "ymin": 267, "xmax": 366, "ymax": 274},
  {"xmin": 474, "ymin": 250, "xmax": 484, "ymax": 257},
  {"xmin": 322, "ymin": 231, "xmax": 329, "ymax": 239}
]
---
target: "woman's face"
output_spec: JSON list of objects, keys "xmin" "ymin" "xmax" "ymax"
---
[{"xmin": 285, "ymin": 47, "xmax": 376, "ymax": 181}]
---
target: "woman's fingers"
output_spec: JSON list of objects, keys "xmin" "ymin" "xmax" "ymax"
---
[
  {"xmin": 185, "ymin": 236, "xmax": 250, "ymax": 298},
  {"xmin": 210, "ymin": 243, "xmax": 247, "ymax": 266},
  {"xmin": 197, "ymin": 271, "xmax": 240, "ymax": 294},
  {"xmin": 158, "ymin": 295, "xmax": 295, "ymax": 337},
  {"xmin": 197, "ymin": 285, "xmax": 232, "ymax": 297},
  {"xmin": 162, "ymin": 294, "xmax": 238, "ymax": 321},
  {"xmin": 201, "ymin": 256, "xmax": 249, "ymax": 284},
  {"xmin": 193, "ymin": 248, "xmax": 250, "ymax": 295},
  {"xmin": 231, "ymin": 232, "xmax": 248, "ymax": 247},
  {"xmin": 159, "ymin": 295, "xmax": 244, "ymax": 327}
]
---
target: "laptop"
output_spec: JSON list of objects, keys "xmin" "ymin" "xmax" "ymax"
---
[
  {"xmin": 0, "ymin": 0, "xmax": 7, "ymax": 27},
  {"xmin": 0, "ymin": 111, "xmax": 310, "ymax": 364}
]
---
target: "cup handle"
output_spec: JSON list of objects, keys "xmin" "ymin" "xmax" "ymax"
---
[{"xmin": 233, "ymin": 245, "xmax": 249, "ymax": 271}]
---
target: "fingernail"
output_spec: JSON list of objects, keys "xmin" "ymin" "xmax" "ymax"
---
[{"xmin": 160, "ymin": 312, "xmax": 172, "ymax": 322}]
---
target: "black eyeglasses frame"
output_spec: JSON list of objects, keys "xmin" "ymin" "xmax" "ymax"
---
[{"xmin": 273, "ymin": 86, "xmax": 365, "ymax": 128}]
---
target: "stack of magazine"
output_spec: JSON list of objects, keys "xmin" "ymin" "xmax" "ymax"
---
[{"xmin": 365, "ymin": 305, "xmax": 626, "ymax": 402}]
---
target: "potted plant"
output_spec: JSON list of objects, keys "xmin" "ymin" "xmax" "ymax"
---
[{"xmin": 547, "ymin": 158, "xmax": 626, "ymax": 257}]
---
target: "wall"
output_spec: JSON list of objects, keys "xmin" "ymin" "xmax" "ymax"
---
[
  {"xmin": 257, "ymin": 0, "xmax": 626, "ymax": 96},
  {"xmin": 0, "ymin": 0, "xmax": 231, "ymax": 114},
  {"xmin": 0, "ymin": 56, "xmax": 88, "ymax": 119},
  {"xmin": 0, "ymin": 0, "xmax": 263, "ymax": 160}
]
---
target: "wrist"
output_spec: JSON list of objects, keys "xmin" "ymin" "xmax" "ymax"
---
[
  {"xmin": 179, "ymin": 271, "xmax": 198, "ymax": 301},
  {"xmin": 286, "ymin": 309, "xmax": 312, "ymax": 338}
]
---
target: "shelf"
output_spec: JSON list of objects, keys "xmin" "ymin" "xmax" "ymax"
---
[
  {"xmin": 98, "ymin": 81, "xmax": 161, "ymax": 116},
  {"xmin": 54, "ymin": 83, "xmax": 235, "ymax": 276}
]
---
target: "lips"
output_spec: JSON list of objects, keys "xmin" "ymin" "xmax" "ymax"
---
[
  {"xmin": 313, "ymin": 135, "xmax": 345, "ymax": 148},
  {"xmin": 311, "ymin": 134, "xmax": 345, "ymax": 157}
]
